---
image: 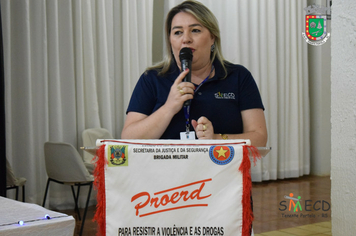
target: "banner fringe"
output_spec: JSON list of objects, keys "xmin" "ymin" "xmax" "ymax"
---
[
  {"xmin": 93, "ymin": 144, "xmax": 107, "ymax": 236},
  {"xmin": 239, "ymin": 145, "xmax": 261, "ymax": 236}
]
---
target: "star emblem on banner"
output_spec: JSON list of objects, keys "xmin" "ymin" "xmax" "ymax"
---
[
  {"xmin": 215, "ymin": 147, "xmax": 228, "ymax": 159},
  {"xmin": 209, "ymin": 146, "xmax": 234, "ymax": 165}
]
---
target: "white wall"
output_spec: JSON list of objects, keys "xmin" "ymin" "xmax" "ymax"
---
[
  {"xmin": 331, "ymin": 0, "xmax": 356, "ymax": 234},
  {"xmin": 308, "ymin": 0, "xmax": 331, "ymax": 177},
  {"xmin": 308, "ymin": 38, "xmax": 331, "ymax": 176}
]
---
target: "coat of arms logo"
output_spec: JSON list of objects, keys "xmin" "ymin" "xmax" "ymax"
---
[
  {"xmin": 108, "ymin": 145, "xmax": 128, "ymax": 167},
  {"xmin": 302, "ymin": 4, "xmax": 331, "ymax": 46}
]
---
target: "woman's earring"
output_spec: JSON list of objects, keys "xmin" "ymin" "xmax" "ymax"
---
[{"xmin": 211, "ymin": 44, "xmax": 215, "ymax": 52}]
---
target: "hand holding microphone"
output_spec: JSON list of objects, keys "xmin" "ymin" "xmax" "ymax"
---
[
  {"xmin": 179, "ymin": 47, "xmax": 193, "ymax": 107},
  {"xmin": 165, "ymin": 47, "xmax": 193, "ymax": 118},
  {"xmin": 165, "ymin": 63, "xmax": 194, "ymax": 116}
]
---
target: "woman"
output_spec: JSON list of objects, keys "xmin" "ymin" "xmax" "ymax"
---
[{"xmin": 121, "ymin": 0, "xmax": 267, "ymax": 147}]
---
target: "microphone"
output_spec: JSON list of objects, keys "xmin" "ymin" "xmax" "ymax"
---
[{"xmin": 179, "ymin": 47, "xmax": 193, "ymax": 106}]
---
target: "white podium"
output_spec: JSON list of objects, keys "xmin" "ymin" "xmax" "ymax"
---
[{"xmin": 88, "ymin": 139, "xmax": 266, "ymax": 236}]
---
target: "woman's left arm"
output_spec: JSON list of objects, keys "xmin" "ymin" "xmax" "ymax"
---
[
  {"xmin": 230, "ymin": 108, "xmax": 268, "ymax": 147},
  {"xmin": 193, "ymin": 108, "xmax": 267, "ymax": 147}
]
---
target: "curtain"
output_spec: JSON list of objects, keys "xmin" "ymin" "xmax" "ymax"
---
[
  {"xmin": 162, "ymin": 0, "xmax": 310, "ymax": 181},
  {"xmin": 2, "ymin": 0, "xmax": 153, "ymax": 208},
  {"xmin": 2, "ymin": 0, "xmax": 309, "ymax": 208}
]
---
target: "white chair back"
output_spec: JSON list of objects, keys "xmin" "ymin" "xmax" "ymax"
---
[
  {"xmin": 44, "ymin": 142, "xmax": 93, "ymax": 183},
  {"xmin": 6, "ymin": 158, "xmax": 27, "ymax": 201},
  {"xmin": 6, "ymin": 159, "xmax": 19, "ymax": 186},
  {"xmin": 82, "ymin": 128, "xmax": 113, "ymax": 163}
]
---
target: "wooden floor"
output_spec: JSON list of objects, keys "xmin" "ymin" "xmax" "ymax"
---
[
  {"xmin": 252, "ymin": 175, "xmax": 331, "ymax": 235},
  {"xmin": 60, "ymin": 175, "xmax": 331, "ymax": 236}
]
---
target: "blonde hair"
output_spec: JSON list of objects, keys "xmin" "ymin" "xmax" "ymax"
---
[{"xmin": 147, "ymin": 0, "xmax": 227, "ymax": 78}]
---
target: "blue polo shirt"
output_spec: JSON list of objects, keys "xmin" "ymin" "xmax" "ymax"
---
[{"xmin": 126, "ymin": 59, "xmax": 264, "ymax": 139}]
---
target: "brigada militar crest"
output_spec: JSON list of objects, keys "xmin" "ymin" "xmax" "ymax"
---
[{"xmin": 302, "ymin": 4, "xmax": 331, "ymax": 46}]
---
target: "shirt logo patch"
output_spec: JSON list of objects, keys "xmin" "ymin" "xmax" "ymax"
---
[{"xmin": 214, "ymin": 92, "xmax": 235, "ymax": 100}]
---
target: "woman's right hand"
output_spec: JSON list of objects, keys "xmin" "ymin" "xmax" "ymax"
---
[
  {"xmin": 121, "ymin": 69, "xmax": 195, "ymax": 139},
  {"xmin": 164, "ymin": 69, "xmax": 195, "ymax": 115}
]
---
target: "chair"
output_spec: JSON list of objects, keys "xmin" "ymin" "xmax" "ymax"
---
[
  {"xmin": 82, "ymin": 128, "xmax": 113, "ymax": 173},
  {"xmin": 6, "ymin": 158, "xmax": 27, "ymax": 202},
  {"xmin": 42, "ymin": 141, "xmax": 94, "ymax": 236}
]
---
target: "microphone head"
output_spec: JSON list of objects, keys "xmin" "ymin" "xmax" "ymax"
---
[{"xmin": 179, "ymin": 47, "xmax": 193, "ymax": 61}]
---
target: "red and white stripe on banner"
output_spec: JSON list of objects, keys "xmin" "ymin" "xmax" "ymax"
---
[{"xmin": 93, "ymin": 139, "xmax": 260, "ymax": 236}]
